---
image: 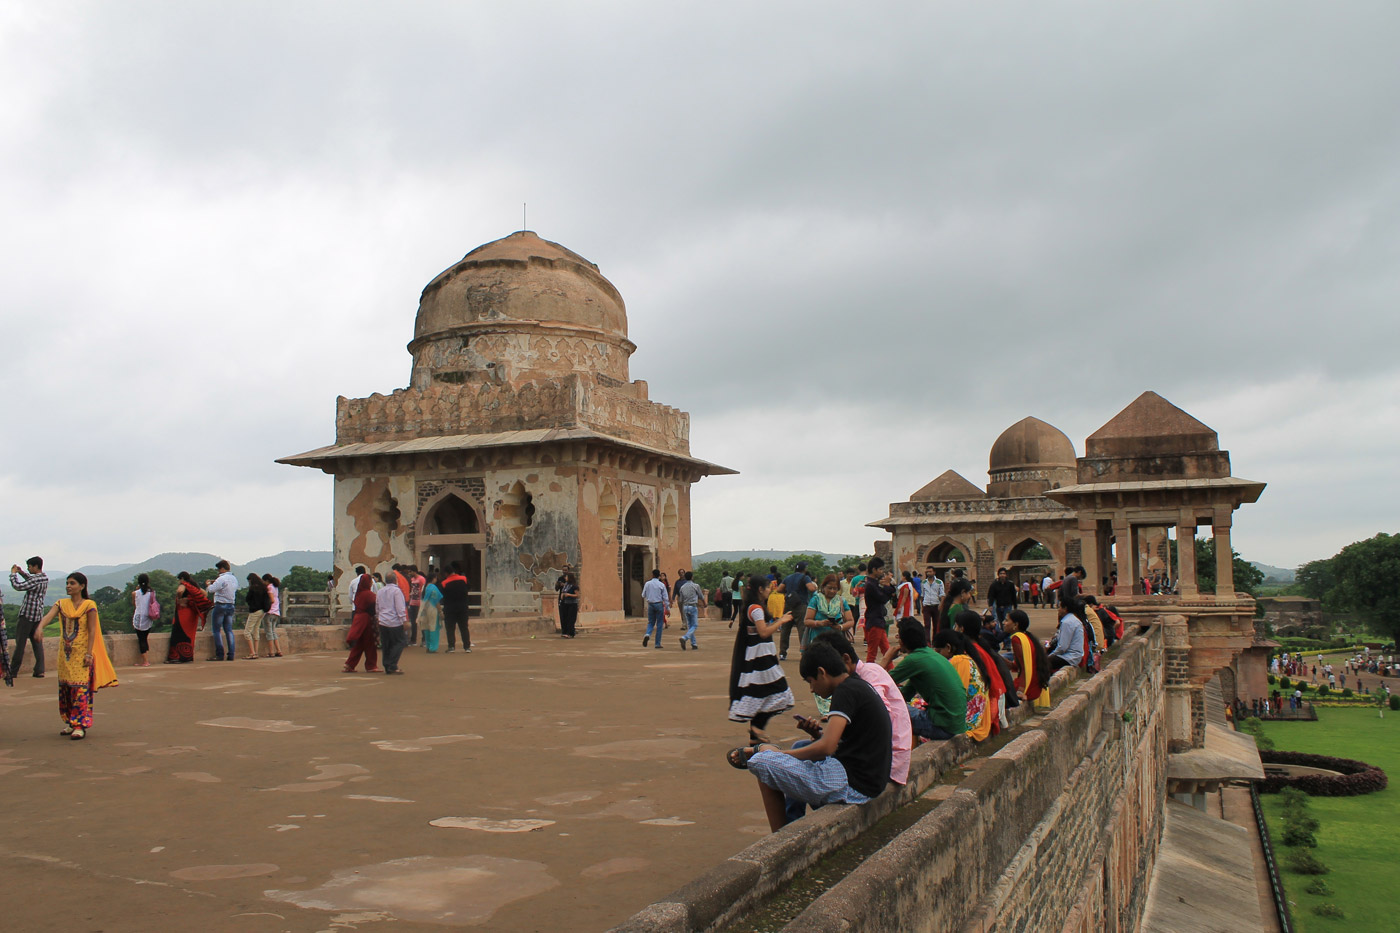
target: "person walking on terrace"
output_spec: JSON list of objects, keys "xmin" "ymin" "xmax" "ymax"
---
[
  {"xmin": 728, "ymin": 574, "xmax": 795, "ymax": 745},
  {"xmin": 641, "ymin": 569, "xmax": 668, "ymax": 649},
  {"xmin": 10, "ymin": 557, "xmax": 49, "ymax": 678},
  {"xmin": 375, "ymin": 574, "xmax": 408, "ymax": 674},
  {"xmin": 344, "ymin": 571, "xmax": 380, "ymax": 673},
  {"xmin": 674, "ymin": 570, "xmax": 705, "ymax": 650},
  {"xmin": 242, "ymin": 574, "xmax": 270, "ymax": 659}
]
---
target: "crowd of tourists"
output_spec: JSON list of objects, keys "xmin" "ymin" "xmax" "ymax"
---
[
  {"xmin": 342, "ymin": 562, "xmax": 474, "ymax": 673},
  {"xmin": 720, "ymin": 558, "xmax": 1120, "ymax": 832}
]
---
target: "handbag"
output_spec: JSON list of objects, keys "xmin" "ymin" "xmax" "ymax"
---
[{"xmin": 148, "ymin": 592, "xmax": 162, "ymax": 621}]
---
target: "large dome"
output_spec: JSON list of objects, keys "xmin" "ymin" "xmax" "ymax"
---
[
  {"xmin": 987, "ymin": 417, "xmax": 1077, "ymax": 498},
  {"xmin": 408, "ymin": 231, "xmax": 635, "ymax": 388}
]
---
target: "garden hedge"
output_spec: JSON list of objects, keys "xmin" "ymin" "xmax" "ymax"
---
[{"xmin": 1258, "ymin": 751, "xmax": 1388, "ymax": 796}]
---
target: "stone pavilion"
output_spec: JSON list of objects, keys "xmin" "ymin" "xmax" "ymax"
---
[
  {"xmin": 279, "ymin": 231, "xmax": 733, "ymax": 622},
  {"xmin": 870, "ymin": 416, "xmax": 1083, "ymax": 585}
]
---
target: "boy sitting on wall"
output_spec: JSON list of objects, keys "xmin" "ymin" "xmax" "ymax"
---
[{"xmin": 730, "ymin": 641, "xmax": 893, "ymax": 832}]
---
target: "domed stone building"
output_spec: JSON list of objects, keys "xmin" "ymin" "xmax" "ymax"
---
[
  {"xmin": 280, "ymin": 231, "xmax": 733, "ymax": 621},
  {"xmin": 871, "ymin": 416, "xmax": 1082, "ymax": 587}
]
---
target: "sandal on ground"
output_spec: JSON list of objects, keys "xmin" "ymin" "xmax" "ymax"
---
[
  {"xmin": 243, "ymin": 655, "xmax": 259, "ymax": 660},
  {"xmin": 61, "ymin": 727, "xmax": 73, "ymax": 736},
  {"xmin": 726, "ymin": 746, "xmax": 756, "ymax": 770},
  {"xmin": 342, "ymin": 667, "xmax": 356, "ymax": 673},
  {"xmin": 749, "ymin": 726, "xmax": 773, "ymax": 745},
  {"xmin": 71, "ymin": 728, "xmax": 85, "ymax": 740},
  {"xmin": 273, "ymin": 652, "xmax": 283, "ymax": 657}
]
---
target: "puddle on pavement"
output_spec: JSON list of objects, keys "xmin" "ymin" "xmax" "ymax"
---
[
  {"xmin": 265, "ymin": 781, "xmax": 343, "ymax": 793},
  {"xmin": 535, "ymin": 790, "xmax": 598, "ymax": 806},
  {"xmin": 258, "ymin": 686, "xmax": 344, "ymax": 698},
  {"xmin": 308, "ymin": 764, "xmax": 370, "ymax": 780},
  {"xmin": 346, "ymin": 795, "xmax": 413, "ymax": 803},
  {"xmin": 429, "ymin": 817, "xmax": 555, "ymax": 833},
  {"xmin": 572, "ymin": 738, "xmax": 700, "ymax": 760},
  {"xmin": 266, "ymin": 855, "xmax": 558, "ymax": 925},
  {"xmin": 173, "ymin": 863, "xmax": 280, "ymax": 881},
  {"xmin": 639, "ymin": 817, "xmax": 694, "ymax": 826},
  {"xmin": 371, "ymin": 735, "xmax": 481, "ymax": 752},
  {"xmin": 580, "ymin": 857, "xmax": 650, "ymax": 879},
  {"xmin": 199, "ymin": 717, "xmax": 314, "ymax": 732}
]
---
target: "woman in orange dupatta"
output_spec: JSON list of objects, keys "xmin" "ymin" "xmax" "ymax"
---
[
  {"xmin": 344, "ymin": 572, "xmax": 380, "ymax": 673},
  {"xmin": 166, "ymin": 571, "xmax": 210, "ymax": 663},
  {"xmin": 35, "ymin": 573, "xmax": 117, "ymax": 740},
  {"xmin": 956, "ymin": 610, "xmax": 1008, "ymax": 736},
  {"xmin": 1008, "ymin": 609, "xmax": 1052, "ymax": 710}
]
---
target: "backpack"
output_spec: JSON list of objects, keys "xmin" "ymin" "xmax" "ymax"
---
[{"xmin": 147, "ymin": 592, "xmax": 161, "ymax": 621}]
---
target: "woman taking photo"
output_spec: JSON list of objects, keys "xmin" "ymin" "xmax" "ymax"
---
[
  {"xmin": 166, "ymin": 572, "xmax": 211, "ymax": 664},
  {"xmin": 130, "ymin": 573, "xmax": 156, "ymax": 667},
  {"xmin": 727, "ymin": 575, "xmax": 794, "ymax": 746},
  {"xmin": 804, "ymin": 574, "xmax": 853, "ymax": 647},
  {"xmin": 35, "ymin": 572, "xmax": 118, "ymax": 739},
  {"xmin": 261, "ymin": 574, "xmax": 283, "ymax": 658},
  {"xmin": 558, "ymin": 572, "xmax": 580, "ymax": 638},
  {"xmin": 243, "ymin": 574, "xmax": 270, "ymax": 659}
]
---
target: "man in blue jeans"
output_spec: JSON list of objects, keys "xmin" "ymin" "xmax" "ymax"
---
[
  {"xmin": 206, "ymin": 560, "xmax": 239, "ymax": 661},
  {"xmin": 640, "ymin": 569, "xmax": 668, "ymax": 649},
  {"xmin": 673, "ymin": 570, "xmax": 706, "ymax": 650}
]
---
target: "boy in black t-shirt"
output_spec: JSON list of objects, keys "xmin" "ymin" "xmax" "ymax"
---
[{"xmin": 736, "ymin": 642, "xmax": 893, "ymax": 832}]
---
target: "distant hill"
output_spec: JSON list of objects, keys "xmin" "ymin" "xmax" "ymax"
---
[
  {"xmin": 692, "ymin": 549, "xmax": 862, "ymax": 566},
  {"xmin": 1252, "ymin": 562, "xmax": 1296, "ymax": 584},
  {"xmin": 7, "ymin": 549, "xmax": 332, "ymax": 601}
]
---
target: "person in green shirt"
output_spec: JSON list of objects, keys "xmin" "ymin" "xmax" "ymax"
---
[{"xmin": 883, "ymin": 617, "xmax": 966, "ymax": 740}]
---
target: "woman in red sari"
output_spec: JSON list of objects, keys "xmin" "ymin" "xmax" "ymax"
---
[
  {"xmin": 344, "ymin": 572, "xmax": 380, "ymax": 673},
  {"xmin": 165, "ymin": 571, "xmax": 211, "ymax": 664}
]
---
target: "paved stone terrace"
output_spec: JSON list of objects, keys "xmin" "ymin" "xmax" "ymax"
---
[{"xmin": 3, "ymin": 612, "xmax": 1065, "ymax": 932}]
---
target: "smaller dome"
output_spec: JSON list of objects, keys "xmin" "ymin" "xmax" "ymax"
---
[{"xmin": 989, "ymin": 417, "xmax": 1076, "ymax": 473}]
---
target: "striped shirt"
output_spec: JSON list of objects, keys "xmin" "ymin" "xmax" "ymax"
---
[{"xmin": 9, "ymin": 570, "xmax": 47, "ymax": 621}]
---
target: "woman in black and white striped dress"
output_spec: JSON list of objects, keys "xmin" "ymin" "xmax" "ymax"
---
[{"xmin": 728, "ymin": 574, "xmax": 795, "ymax": 743}]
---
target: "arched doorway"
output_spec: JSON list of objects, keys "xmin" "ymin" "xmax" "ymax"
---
[
  {"xmin": 416, "ymin": 491, "xmax": 485, "ymax": 615},
  {"xmin": 1005, "ymin": 537, "xmax": 1055, "ymax": 589},
  {"xmin": 922, "ymin": 539, "xmax": 971, "ymax": 583},
  {"xmin": 621, "ymin": 500, "xmax": 655, "ymax": 617}
]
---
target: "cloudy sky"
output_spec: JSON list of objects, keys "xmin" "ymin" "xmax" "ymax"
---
[{"xmin": 2, "ymin": 1, "xmax": 1397, "ymax": 574}]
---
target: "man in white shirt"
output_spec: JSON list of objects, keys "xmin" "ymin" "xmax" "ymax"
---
[
  {"xmin": 205, "ymin": 560, "xmax": 239, "ymax": 662},
  {"xmin": 921, "ymin": 568, "xmax": 945, "ymax": 636},
  {"xmin": 641, "ymin": 569, "xmax": 669, "ymax": 649},
  {"xmin": 375, "ymin": 581, "xmax": 408, "ymax": 674}
]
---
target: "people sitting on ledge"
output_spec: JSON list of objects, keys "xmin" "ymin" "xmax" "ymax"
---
[
  {"xmin": 1048, "ymin": 598, "xmax": 1087, "ymax": 672},
  {"xmin": 879, "ymin": 617, "xmax": 967, "ymax": 743},
  {"xmin": 932, "ymin": 628, "xmax": 994, "ymax": 742},
  {"xmin": 727, "ymin": 641, "xmax": 893, "ymax": 833}
]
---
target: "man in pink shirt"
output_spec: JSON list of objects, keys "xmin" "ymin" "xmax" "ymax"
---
[{"xmin": 783, "ymin": 631, "xmax": 913, "ymax": 822}]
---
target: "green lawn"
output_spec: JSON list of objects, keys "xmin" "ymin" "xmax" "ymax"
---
[{"xmin": 1258, "ymin": 708, "xmax": 1398, "ymax": 931}]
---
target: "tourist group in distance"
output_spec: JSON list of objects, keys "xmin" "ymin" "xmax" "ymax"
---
[{"xmin": 702, "ymin": 558, "xmax": 1123, "ymax": 833}]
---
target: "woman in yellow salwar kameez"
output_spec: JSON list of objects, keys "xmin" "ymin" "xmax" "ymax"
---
[{"xmin": 36, "ymin": 573, "xmax": 118, "ymax": 740}]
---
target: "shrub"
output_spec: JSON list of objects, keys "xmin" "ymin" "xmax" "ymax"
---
[
  {"xmin": 1279, "ymin": 787, "xmax": 1309, "ymax": 812},
  {"xmin": 1312, "ymin": 903, "xmax": 1345, "ymax": 918},
  {"xmin": 1268, "ymin": 674, "xmax": 1276, "ymax": 684},
  {"xmin": 1258, "ymin": 751, "xmax": 1389, "ymax": 796},
  {"xmin": 1286, "ymin": 812, "xmax": 1320, "ymax": 834},
  {"xmin": 1281, "ymin": 824, "xmax": 1317, "ymax": 847},
  {"xmin": 1281, "ymin": 676, "xmax": 1292, "ymax": 690},
  {"xmin": 1305, "ymin": 879, "xmax": 1334, "ymax": 896},
  {"xmin": 1287, "ymin": 849, "xmax": 1329, "ymax": 874},
  {"xmin": 1390, "ymin": 694, "xmax": 1399, "ymax": 711},
  {"xmin": 1341, "ymin": 688, "xmax": 1353, "ymax": 697},
  {"xmin": 1239, "ymin": 717, "xmax": 1275, "ymax": 751},
  {"xmin": 1317, "ymin": 684, "xmax": 1330, "ymax": 697}
]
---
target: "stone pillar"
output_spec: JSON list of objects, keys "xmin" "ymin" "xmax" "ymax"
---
[
  {"xmin": 1130, "ymin": 525, "xmax": 1144, "ymax": 594},
  {"xmin": 1078, "ymin": 518, "xmax": 1099, "ymax": 596},
  {"xmin": 1161, "ymin": 614, "xmax": 1197, "ymax": 750},
  {"xmin": 1113, "ymin": 521, "xmax": 1134, "ymax": 596},
  {"xmin": 1177, "ymin": 511, "xmax": 1198, "ymax": 597},
  {"xmin": 1213, "ymin": 513, "xmax": 1234, "ymax": 598}
]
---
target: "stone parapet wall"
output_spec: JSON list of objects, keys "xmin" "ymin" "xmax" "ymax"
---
[
  {"xmin": 333, "ymin": 373, "xmax": 690, "ymax": 457},
  {"xmin": 614, "ymin": 624, "xmax": 1166, "ymax": 933},
  {"xmin": 788, "ymin": 624, "xmax": 1166, "ymax": 933}
]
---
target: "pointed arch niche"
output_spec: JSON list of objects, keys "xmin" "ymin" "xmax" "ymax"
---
[
  {"xmin": 621, "ymin": 499, "xmax": 657, "ymax": 618},
  {"xmin": 416, "ymin": 489, "xmax": 486, "ymax": 610}
]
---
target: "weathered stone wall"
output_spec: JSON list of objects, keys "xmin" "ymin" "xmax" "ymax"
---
[
  {"xmin": 333, "ymin": 373, "xmax": 691, "ymax": 458},
  {"xmin": 788, "ymin": 625, "xmax": 1166, "ymax": 933}
]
